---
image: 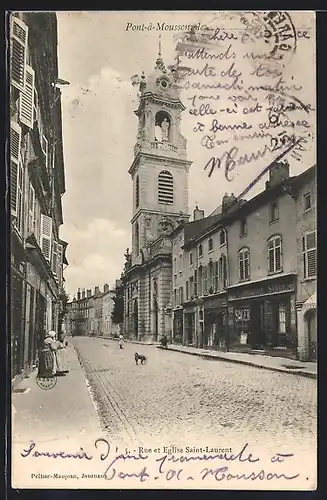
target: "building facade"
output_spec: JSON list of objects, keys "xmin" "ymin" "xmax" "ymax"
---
[
  {"xmin": 122, "ymin": 48, "xmax": 192, "ymax": 342},
  {"xmin": 170, "ymin": 163, "xmax": 316, "ymax": 361},
  {"xmin": 66, "ymin": 284, "xmax": 119, "ymax": 337},
  {"xmin": 10, "ymin": 12, "xmax": 68, "ymax": 385}
]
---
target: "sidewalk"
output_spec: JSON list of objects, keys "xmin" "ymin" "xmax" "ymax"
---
[
  {"xmin": 11, "ymin": 338, "xmax": 105, "ymax": 488},
  {"xmin": 157, "ymin": 344, "xmax": 317, "ymax": 379}
]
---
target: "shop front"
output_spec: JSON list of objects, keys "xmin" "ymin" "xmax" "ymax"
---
[
  {"xmin": 227, "ymin": 274, "xmax": 297, "ymax": 355},
  {"xmin": 173, "ymin": 308, "xmax": 183, "ymax": 344},
  {"xmin": 203, "ymin": 295, "xmax": 227, "ymax": 350},
  {"xmin": 184, "ymin": 304, "xmax": 196, "ymax": 346}
]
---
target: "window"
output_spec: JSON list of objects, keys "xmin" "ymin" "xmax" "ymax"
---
[
  {"xmin": 10, "ymin": 122, "xmax": 22, "ymax": 225},
  {"xmin": 189, "ymin": 276, "xmax": 194, "ymax": 297},
  {"xmin": 158, "ymin": 170, "xmax": 173, "ymax": 204},
  {"xmin": 198, "ymin": 267, "xmax": 203, "ymax": 296},
  {"xmin": 179, "ymin": 286, "xmax": 184, "ymax": 304},
  {"xmin": 269, "ymin": 202, "xmax": 279, "ymax": 223},
  {"xmin": 302, "ymin": 230, "xmax": 316, "ymax": 279},
  {"xmin": 219, "ymin": 254, "xmax": 228, "ymax": 289},
  {"xmin": 214, "ymin": 261, "xmax": 219, "ymax": 292},
  {"xmin": 194, "ymin": 270, "xmax": 198, "ymax": 296},
  {"xmin": 135, "ymin": 175, "xmax": 140, "ymax": 208},
  {"xmin": 208, "ymin": 238, "xmax": 213, "ymax": 252},
  {"xmin": 10, "ymin": 16, "xmax": 28, "ymax": 92},
  {"xmin": 303, "ymin": 191, "xmax": 312, "ymax": 212},
  {"xmin": 28, "ymin": 183, "xmax": 35, "ymax": 233},
  {"xmin": 40, "ymin": 214, "xmax": 52, "ymax": 261},
  {"xmin": 179, "ymin": 253, "xmax": 183, "ymax": 272},
  {"xmin": 199, "ymin": 244, "xmax": 203, "ymax": 257},
  {"xmin": 220, "ymin": 229, "xmax": 226, "ymax": 245},
  {"xmin": 203, "ymin": 266, "xmax": 208, "ymax": 294},
  {"xmin": 208, "ymin": 261, "xmax": 213, "ymax": 292},
  {"xmin": 19, "ymin": 64, "xmax": 35, "ymax": 129},
  {"xmin": 173, "ymin": 289, "xmax": 177, "ymax": 307},
  {"xmin": 240, "ymin": 219, "xmax": 247, "ymax": 237},
  {"xmin": 173, "ymin": 256, "xmax": 177, "ymax": 274},
  {"xmin": 238, "ymin": 248, "xmax": 250, "ymax": 281},
  {"xmin": 268, "ymin": 235, "xmax": 282, "ymax": 273},
  {"xmin": 278, "ymin": 303, "xmax": 286, "ymax": 334},
  {"xmin": 51, "ymin": 240, "xmax": 58, "ymax": 274},
  {"xmin": 185, "ymin": 281, "xmax": 189, "ymax": 301},
  {"xmin": 189, "ymin": 252, "xmax": 193, "ymax": 266}
]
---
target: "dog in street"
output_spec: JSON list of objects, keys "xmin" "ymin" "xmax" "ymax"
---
[{"xmin": 134, "ymin": 352, "xmax": 147, "ymax": 365}]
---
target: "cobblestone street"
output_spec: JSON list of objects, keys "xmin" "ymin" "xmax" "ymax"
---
[{"xmin": 73, "ymin": 337, "xmax": 317, "ymax": 458}]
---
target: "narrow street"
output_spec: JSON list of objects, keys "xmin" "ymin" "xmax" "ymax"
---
[{"xmin": 73, "ymin": 337, "xmax": 317, "ymax": 456}]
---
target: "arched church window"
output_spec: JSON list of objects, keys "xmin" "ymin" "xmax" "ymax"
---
[
  {"xmin": 158, "ymin": 170, "xmax": 174, "ymax": 205},
  {"xmin": 155, "ymin": 111, "xmax": 171, "ymax": 142},
  {"xmin": 136, "ymin": 175, "xmax": 140, "ymax": 208},
  {"xmin": 135, "ymin": 222, "xmax": 140, "ymax": 255}
]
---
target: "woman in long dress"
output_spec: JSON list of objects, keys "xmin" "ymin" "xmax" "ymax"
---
[{"xmin": 42, "ymin": 331, "xmax": 67, "ymax": 376}]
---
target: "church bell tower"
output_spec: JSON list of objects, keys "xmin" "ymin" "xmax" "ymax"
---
[{"xmin": 129, "ymin": 38, "xmax": 192, "ymax": 265}]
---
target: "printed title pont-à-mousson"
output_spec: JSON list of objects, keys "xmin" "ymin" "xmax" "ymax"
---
[{"xmin": 125, "ymin": 22, "xmax": 207, "ymax": 32}]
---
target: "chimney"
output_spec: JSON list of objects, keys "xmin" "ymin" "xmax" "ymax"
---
[
  {"xmin": 193, "ymin": 205, "xmax": 204, "ymax": 221},
  {"xmin": 87, "ymin": 289, "xmax": 92, "ymax": 298},
  {"xmin": 94, "ymin": 286, "xmax": 100, "ymax": 297},
  {"xmin": 81, "ymin": 289, "xmax": 86, "ymax": 299},
  {"xmin": 77, "ymin": 288, "xmax": 81, "ymax": 301},
  {"xmin": 265, "ymin": 160, "xmax": 290, "ymax": 190},
  {"xmin": 104, "ymin": 283, "xmax": 109, "ymax": 293},
  {"xmin": 222, "ymin": 193, "xmax": 237, "ymax": 214}
]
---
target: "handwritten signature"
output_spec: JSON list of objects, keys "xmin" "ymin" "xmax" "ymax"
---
[{"xmin": 21, "ymin": 440, "xmax": 301, "ymax": 483}]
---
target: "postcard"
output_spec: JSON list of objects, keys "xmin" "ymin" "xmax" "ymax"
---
[{"xmin": 10, "ymin": 10, "xmax": 317, "ymax": 490}]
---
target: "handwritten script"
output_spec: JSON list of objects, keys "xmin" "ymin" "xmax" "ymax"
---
[
  {"xmin": 21, "ymin": 440, "xmax": 301, "ymax": 484},
  {"xmin": 173, "ymin": 11, "xmax": 315, "ymax": 195}
]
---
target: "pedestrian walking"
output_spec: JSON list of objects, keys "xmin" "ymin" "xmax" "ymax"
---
[
  {"xmin": 118, "ymin": 334, "xmax": 124, "ymax": 349},
  {"xmin": 161, "ymin": 333, "xmax": 168, "ymax": 349}
]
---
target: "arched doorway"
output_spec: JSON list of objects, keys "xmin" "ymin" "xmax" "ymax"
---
[
  {"xmin": 305, "ymin": 309, "xmax": 317, "ymax": 361},
  {"xmin": 133, "ymin": 299, "xmax": 138, "ymax": 340}
]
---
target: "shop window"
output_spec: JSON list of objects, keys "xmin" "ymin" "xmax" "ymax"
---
[
  {"xmin": 302, "ymin": 230, "xmax": 316, "ymax": 279},
  {"xmin": 240, "ymin": 219, "xmax": 247, "ymax": 237},
  {"xmin": 268, "ymin": 235, "xmax": 282, "ymax": 273},
  {"xmin": 238, "ymin": 248, "xmax": 250, "ymax": 281},
  {"xmin": 220, "ymin": 229, "xmax": 226, "ymax": 245},
  {"xmin": 269, "ymin": 201, "xmax": 279, "ymax": 223},
  {"xmin": 208, "ymin": 237, "xmax": 213, "ymax": 252},
  {"xmin": 303, "ymin": 191, "xmax": 312, "ymax": 212}
]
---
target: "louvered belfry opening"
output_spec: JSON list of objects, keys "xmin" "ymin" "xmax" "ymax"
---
[{"xmin": 158, "ymin": 170, "xmax": 173, "ymax": 205}]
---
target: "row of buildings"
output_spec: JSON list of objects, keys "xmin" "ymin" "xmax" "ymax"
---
[
  {"xmin": 9, "ymin": 12, "xmax": 68, "ymax": 386},
  {"xmin": 65, "ymin": 283, "xmax": 121, "ymax": 338},
  {"xmin": 120, "ymin": 46, "xmax": 317, "ymax": 362}
]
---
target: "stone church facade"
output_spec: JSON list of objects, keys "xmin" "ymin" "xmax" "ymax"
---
[{"xmin": 122, "ymin": 48, "xmax": 192, "ymax": 343}]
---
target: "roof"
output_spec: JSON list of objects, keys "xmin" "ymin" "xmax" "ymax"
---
[{"xmin": 184, "ymin": 165, "xmax": 316, "ymax": 247}]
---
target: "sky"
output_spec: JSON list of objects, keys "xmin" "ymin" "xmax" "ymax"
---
[{"xmin": 56, "ymin": 11, "xmax": 316, "ymax": 298}]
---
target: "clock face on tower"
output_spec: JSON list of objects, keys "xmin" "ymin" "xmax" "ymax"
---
[{"xmin": 156, "ymin": 76, "xmax": 171, "ymax": 91}]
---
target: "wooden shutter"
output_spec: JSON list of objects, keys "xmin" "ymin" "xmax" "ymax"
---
[
  {"xmin": 10, "ymin": 16, "xmax": 28, "ymax": 92},
  {"xmin": 51, "ymin": 240, "xmax": 58, "ymax": 274},
  {"xmin": 28, "ymin": 183, "xmax": 35, "ymax": 232},
  {"xmin": 57, "ymin": 244, "xmax": 63, "ymax": 286},
  {"xmin": 19, "ymin": 64, "xmax": 35, "ymax": 128},
  {"xmin": 305, "ymin": 231, "xmax": 317, "ymax": 278},
  {"xmin": 10, "ymin": 121, "xmax": 21, "ymax": 216},
  {"xmin": 40, "ymin": 214, "xmax": 52, "ymax": 261}
]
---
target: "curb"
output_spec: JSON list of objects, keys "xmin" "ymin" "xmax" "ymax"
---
[
  {"xmin": 156, "ymin": 345, "xmax": 317, "ymax": 379},
  {"xmin": 93, "ymin": 336, "xmax": 156, "ymax": 346}
]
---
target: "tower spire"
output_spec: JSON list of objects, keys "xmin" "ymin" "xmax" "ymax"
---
[{"xmin": 155, "ymin": 34, "xmax": 166, "ymax": 72}]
